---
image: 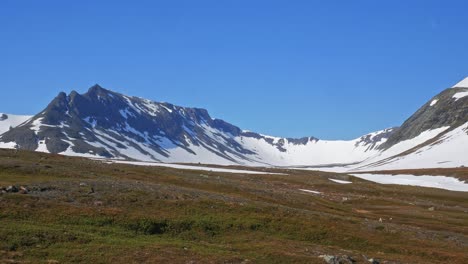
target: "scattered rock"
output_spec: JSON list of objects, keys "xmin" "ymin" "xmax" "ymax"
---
[
  {"xmin": 319, "ymin": 254, "xmax": 356, "ymax": 264},
  {"xmin": 19, "ymin": 186, "xmax": 29, "ymax": 194},
  {"xmin": 79, "ymin": 182, "xmax": 87, "ymax": 186},
  {"xmin": 0, "ymin": 185, "xmax": 30, "ymax": 194},
  {"xmin": 368, "ymin": 258, "xmax": 380, "ymax": 264},
  {"xmin": 38, "ymin": 186, "xmax": 53, "ymax": 192},
  {"xmin": 6, "ymin": 186, "xmax": 19, "ymax": 193},
  {"xmin": 428, "ymin": 207, "xmax": 435, "ymax": 211},
  {"xmin": 93, "ymin": 201, "xmax": 103, "ymax": 206},
  {"xmin": 320, "ymin": 255, "xmax": 336, "ymax": 263}
]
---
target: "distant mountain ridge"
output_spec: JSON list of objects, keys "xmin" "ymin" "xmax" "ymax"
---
[{"xmin": 1, "ymin": 78, "xmax": 467, "ymax": 171}]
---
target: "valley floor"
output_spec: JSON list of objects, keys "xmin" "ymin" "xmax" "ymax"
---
[{"xmin": 0, "ymin": 149, "xmax": 467, "ymax": 263}]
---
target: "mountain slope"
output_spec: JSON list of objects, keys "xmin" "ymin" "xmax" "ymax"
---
[
  {"xmin": 351, "ymin": 80, "xmax": 468, "ymax": 171},
  {"xmin": 379, "ymin": 86, "xmax": 468, "ymax": 150},
  {"xmin": 0, "ymin": 113, "xmax": 32, "ymax": 135},
  {"xmin": 1, "ymin": 78, "xmax": 467, "ymax": 170},
  {"xmin": 354, "ymin": 122, "xmax": 468, "ymax": 171},
  {"xmin": 0, "ymin": 85, "xmax": 393, "ymax": 166}
]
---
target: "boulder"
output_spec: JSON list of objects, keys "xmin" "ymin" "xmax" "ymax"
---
[
  {"xmin": 319, "ymin": 254, "xmax": 356, "ymax": 264},
  {"xmin": 19, "ymin": 186, "xmax": 29, "ymax": 194},
  {"xmin": 6, "ymin": 186, "xmax": 19, "ymax": 193}
]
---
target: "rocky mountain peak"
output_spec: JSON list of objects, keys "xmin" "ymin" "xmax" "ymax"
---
[{"xmin": 87, "ymin": 84, "xmax": 106, "ymax": 93}]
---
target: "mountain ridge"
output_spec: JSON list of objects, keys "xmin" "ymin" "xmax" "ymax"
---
[{"xmin": 1, "ymin": 81, "xmax": 467, "ymax": 170}]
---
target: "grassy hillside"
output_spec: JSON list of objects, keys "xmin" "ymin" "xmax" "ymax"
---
[{"xmin": 0, "ymin": 149, "xmax": 467, "ymax": 263}]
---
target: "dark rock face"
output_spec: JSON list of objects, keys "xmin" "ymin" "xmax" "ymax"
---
[
  {"xmin": 1, "ymin": 126, "xmax": 37, "ymax": 150},
  {"xmin": 380, "ymin": 88, "xmax": 468, "ymax": 149},
  {"xmin": 287, "ymin": 137, "xmax": 318, "ymax": 145},
  {"xmin": 0, "ymin": 114, "xmax": 7, "ymax": 121},
  {"xmin": 356, "ymin": 128, "xmax": 397, "ymax": 151}
]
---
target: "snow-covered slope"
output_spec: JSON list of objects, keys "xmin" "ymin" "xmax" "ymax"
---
[
  {"xmin": 339, "ymin": 82, "xmax": 468, "ymax": 172},
  {"xmin": 349, "ymin": 173, "xmax": 468, "ymax": 192},
  {"xmin": 0, "ymin": 113, "xmax": 31, "ymax": 135},
  {"xmin": 232, "ymin": 128, "xmax": 394, "ymax": 166},
  {"xmin": 352, "ymin": 122, "xmax": 468, "ymax": 171},
  {"xmin": 452, "ymin": 76, "xmax": 468, "ymax": 88}
]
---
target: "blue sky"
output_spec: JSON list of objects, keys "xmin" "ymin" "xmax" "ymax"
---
[{"xmin": 1, "ymin": 0, "xmax": 468, "ymax": 139}]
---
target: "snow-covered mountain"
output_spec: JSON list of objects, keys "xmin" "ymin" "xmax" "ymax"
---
[
  {"xmin": 0, "ymin": 77, "xmax": 467, "ymax": 171},
  {"xmin": 0, "ymin": 113, "xmax": 32, "ymax": 135},
  {"xmin": 349, "ymin": 78, "xmax": 468, "ymax": 171},
  {"xmin": 0, "ymin": 85, "xmax": 393, "ymax": 166}
]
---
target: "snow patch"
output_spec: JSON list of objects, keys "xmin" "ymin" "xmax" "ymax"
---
[
  {"xmin": 60, "ymin": 144, "xmax": 102, "ymax": 158},
  {"xmin": 161, "ymin": 104, "xmax": 173, "ymax": 113},
  {"xmin": 110, "ymin": 160, "xmax": 287, "ymax": 175},
  {"xmin": 36, "ymin": 140, "xmax": 49, "ymax": 153},
  {"xmin": 0, "ymin": 113, "xmax": 32, "ymax": 134},
  {"xmin": 0, "ymin": 142, "xmax": 17, "ymax": 149},
  {"xmin": 350, "ymin": 173, "xmax": 468, "ymax": 192},
  {"xmin": 299, "ymin": 189, "xmax": 321, "ymax": 194},
  {"xmin": 329, "ymin": 179, "xmax": 352, "ymax": 184},
  {"xmin": 430, "ymin": 99, "xmax": 438, "ymax": 106},
  {"xmin": 83, "ymin": 117, "xmax": 97, "ymax": 128},
  {"xmin": 119, "ymin": 108, "xmax": 136, "ymax": 119},
  {"xmin": 452, "ymin": 91, "xmax": 468, "ymax": 101}
]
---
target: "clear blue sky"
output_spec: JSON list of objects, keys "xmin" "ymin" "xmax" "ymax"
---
[{"xmin": 1, "ymin": 0, "xmax": 468, "ymax": 139}]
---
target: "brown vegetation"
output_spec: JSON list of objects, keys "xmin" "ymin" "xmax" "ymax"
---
[{"xmin": 0, "ymin": 149, "xmax": 467, "ymax": 263}]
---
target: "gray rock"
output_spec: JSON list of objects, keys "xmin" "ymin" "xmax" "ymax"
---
[
  {"xmin": 6, "ymin": 185, "xmax": 18, "ymax": 193},
  {"xmin": 320, "ymin": 255, "xmax": 336, "ymax": 264},
  {"xmin": 319, "ymin": 254, "xmax": 356, "ymax": 264},
  {"xmin": 19, "ymin": 186, "xmax": 29, "ymax": 194}
]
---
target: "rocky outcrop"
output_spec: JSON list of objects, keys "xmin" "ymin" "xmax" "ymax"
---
[{"xmin": 380, "ymin": 87, "xmax": 468, "ymax": 149}]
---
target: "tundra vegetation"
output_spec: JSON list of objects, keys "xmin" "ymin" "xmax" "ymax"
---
[{"xmin": 0, "ymin": 149, "xmax": 467, "ymax": 263}]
